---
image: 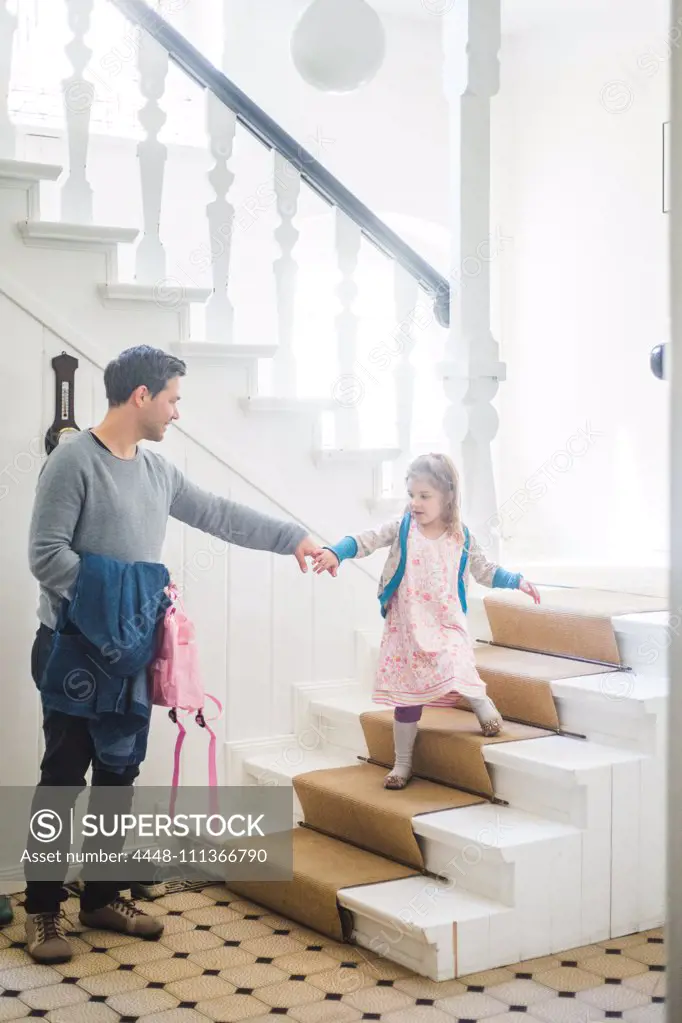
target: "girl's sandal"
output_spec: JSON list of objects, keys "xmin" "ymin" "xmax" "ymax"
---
[
  {"xmin": 480, "ymin": 719, "xmax": 502, "ymax": 738},
  {"xmin": 384, "ymin": 772, "xmax": 411, "ymax": 790}
]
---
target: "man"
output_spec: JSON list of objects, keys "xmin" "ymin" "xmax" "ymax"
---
[{"xmin": 25, "ymin": 345, "xmax": 320, "ymax": 963}]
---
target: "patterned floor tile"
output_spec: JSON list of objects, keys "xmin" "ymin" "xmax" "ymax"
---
[
  {"xmin": 160, "ymin": 929, "xmax": 225, "ymax": 954},
  {"xmin": 240, "ymin": 934, "xmax": 307, "ymax": 958},
  {"xmin": 382, "ymin": 1005, "xmax": 458, "ymax": 1023},
  {"xmin": 434, "ymin": 990, "xmax": 508, "ymax": 1018},
  {"xmin": 105, "ymin": 940, "xmax": 174, "ymax": 966},
  {"xmin": 599, "ymin": 934, "xmax": 650, "ymax": 950},
  {"xmin": 581, "ymin": 952, "xmax": 649, "ymax": 980},
  {"xmin": 181, "ymin": 905, "xmax": 241, "ymax": 927},
  {"xmin": 133, "ymin": 957, "xmax": 204, "ymax": 985},
  {"xmin": 287, "ymin": 1002, "xmax": 362, "ymax": 1023},
  {"xmin": 254, "ymin": 978, "xmax": 325, "ymax": 1009},
  {"xmin": 0, "ymin": 999, "xmax": 30, "ymax": 1022},
  {"xmin": 485, "ymin": 978, "xmax": 556, "ymax": 1005},
  {"xmin": 74, "ymin": 929, "xmax": 138, "ymax": 950},
  {"xmin": 514, "ymin": 956, "xmax": 563, "ymax": 974},
  {"xmin": 271, "ymin": 949, "xmax": 339, "ymax": 976},
  {"xmin": 0, "ymin": 964, "xmax": 64, "ymax": 991},
  {"xmin": 342, "ymin": 983, "xmax": 414, "ymax": 1015},
  {"xmin": 219, "ymin": 961, "xmax": 288, "ymax": 989},
  {"xmin": 533, "ymin": 965, "xmax": 601, "ymax": 992},
  {"xmin": 77, "ymin": 969, "xmax": 148, "ymax": 996},
  {"xmin": 622, "ymin": 1005, "xmax": 666, "ymax": 1022},
  {"xmin": 394, "ymin": 975, "xmax": 467, "ymax": 999},
  {"xmin": 576, "ymin": 982, "xmax": 652, "ymax": 1012},
  {"xmin": 305, "ymin": 966, "xmax": 376, "ymax": 996},
  {"xmin": 0, "ymin": 949, "xmax": 33, "ymax": 970},
  {"xmin": 188, "ymin": 945, "xmax": 255, "ymax": 971},
  {"xmin": 532, "ymin": 995, "xmax": 608, "ymax": 1022},
  {"xmin": 623, "ymin": 970, "xmax": 667, "ymax": 998},
  {"xmin": 164, "ymin": 973, "xmax": 236, "ymax": 1002},
  {"xmin": 46, "ymin": 1004, "xmax": 120, "ymax": 1023},
  {"xmin": 106, "ymin": 986, "xmax": 179, "ymax": 1016},
  {"xmin": 18, "ymin": 981, "xmax": 89, "ymax": 1011},
  {"xmin": 154, "ymin": 893, "xmax": 215, "ymax": 912},
  {"xmin": 486, "ymin": 1013, "xmax": 546, "ymax": 1023},
  {"xmin": 194, "ymin": 992, "xmax": 273, "ymax": 1020},
  {"xmin": 458, "ymin": 966, "xmax": 516, "ymax": 987},
  {"xmin": 125, "ymin": 1010, "xmax": 208, "ymax": 1023},
  {"xmin": 624, "ymin": 942, "xmax": 667, "ymax": 967},
  {"xmin": 209, "ymin": 920, "xmax": 273, "ymax": 943}
]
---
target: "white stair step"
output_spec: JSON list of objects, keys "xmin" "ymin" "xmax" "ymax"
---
[
  {"xmin": 171, "ymin": 341, "xmax": 277, "ymax": 361},
  {"xmin": 240, "ymin": 396, "xmax": 336, "ymax": 414},
  {"xmin": 341, "ymin": 873, "xmax": 514, "ymax": 979},
  {"xmin": 98, "ymin": 282, "xmax": 211, "ymax": 307},
  {"xmin": 312, "ymin": 447, "xmax": 401, "ymax": 467},
  {"xmin": 613, "ymin": 610, "xmax": 670, "ymax": 676},
  {"xmin": 551, "ymin": 671, "xmax": 667, "ymax": 751},
  {"xmin": 0, "ymin": 159, "xmax": 62, "ymax": 186},
  {"xmin": 17, "ymin": 220, "xmax": 139, "ymax": 249}
]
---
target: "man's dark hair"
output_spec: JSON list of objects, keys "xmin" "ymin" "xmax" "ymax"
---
[{"xmin": 103, "ymin": 346, "xmax": 187, "ymax": 407}]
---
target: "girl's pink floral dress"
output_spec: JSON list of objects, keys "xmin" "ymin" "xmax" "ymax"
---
[{"xmin": 374, "ymin": 519, "xmax": 486, "ymax": 708}]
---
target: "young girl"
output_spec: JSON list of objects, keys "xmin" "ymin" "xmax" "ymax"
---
[{"xmin": 313, "ymin": 453, "xmax": 540, "ymax": 790}]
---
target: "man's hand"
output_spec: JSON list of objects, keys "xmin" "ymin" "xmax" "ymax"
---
[{"xmin": 294, "ymin": 536, "xmax": 323, "ymax": 573}]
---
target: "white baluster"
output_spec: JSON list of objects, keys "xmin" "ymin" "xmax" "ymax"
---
[
  {"xmin": 392, "ymin": 264, "xmax": 419, "ymax": 488},
  {"xmin": 335, "ymin": 210, "xmax": 362, "ymax": 449},
  {"xmin": 442, "ymin": 0, "xmax": 504, "ymax": 556},
  {"xmin": 61, "ymin": 0, "xmax": 95, "ymax": 223},
  {"xmin": 136, "ymin": 28, "xmax": 169, "ymax": 283},
  {"xmin": 0, "ymin": 0, "xmax": 17, "ymax": 159},
  {"xmin": 272, "ymin": 151, "xmax": 301, "ymax": 396},
  {"xmin": 204, "ymin": 93, "xmax": 237, "ymax": 342}
]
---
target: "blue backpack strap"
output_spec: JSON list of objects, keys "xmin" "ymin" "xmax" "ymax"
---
[
  {"xmin": 379, "ymin": 511, "xmax": 411, "ymax": 616},
  {"xmin": 458, "ymin": 525, "xmax": 471, "ymax": 614}
]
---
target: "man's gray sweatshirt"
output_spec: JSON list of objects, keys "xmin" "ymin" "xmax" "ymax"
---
[{"xmin": 29, "ymin": 431, "xmax": 308, "ymax": 629}]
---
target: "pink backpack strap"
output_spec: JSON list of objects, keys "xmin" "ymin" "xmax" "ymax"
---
[
  {"xmin": 196, "ymin": 694, "xmax": 222, "ymax": 815},
  {"xmin": 168, "ymin": 709, "xmax": 186, "ymax": 820},
  {"xmin": 168, "ymin": 696, "xmax": 223, "ymax": 819}
]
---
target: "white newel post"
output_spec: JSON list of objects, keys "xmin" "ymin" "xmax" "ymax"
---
[
  {"xmin": 61, "ymin": 0, "xmax": 95, "ymax": 223},
  {"xmin": 442, "ymin": 0, "xmax": 504, "ymax": 557},
  {"xmin": 204, "ymin": 92, "xmax": 237, "ymax": 343},
  {"xmin": 0, "ymin": 0, "xmax": 17, "ymax": 159},
  {"xmin": 335, "ymin": 210, "xmax": 362, "ymax": 449},
  {"xmin": 136, "ymin": 28, "xmax": 169, "ymax": 282},
  {"xmin": 272, "ymin": 152, "xmax": 301, "ymax": 396},
  {"xmin": 392, "ymin": 264, "xmax": 419, "ymax": 486}
]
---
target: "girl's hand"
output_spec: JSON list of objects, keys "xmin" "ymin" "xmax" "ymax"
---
[
  {"xmin": 519, "ymin": 578, "xmax": 541, "ymax": 604},
  {"xmin": 313, "ymin": 549, "xmax": 340, "ymax": 577}
]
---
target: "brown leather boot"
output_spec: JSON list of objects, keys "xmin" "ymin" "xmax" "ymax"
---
[
  {"xmin": 25, "ymin": 912, "xmax": 72, "ymax": 963},
  {"xmin": 79, "ymin": 895, "xmax": 164, "ymax": 938}
]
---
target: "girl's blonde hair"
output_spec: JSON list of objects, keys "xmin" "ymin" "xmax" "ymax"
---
[{"xmin": 406, "ymin": 452, "xmax": 464, "ymax": 542}]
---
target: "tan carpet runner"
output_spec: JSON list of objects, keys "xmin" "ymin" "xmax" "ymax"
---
[
  {"xmin": 361, "ymin": 707, "xmax": 550, "ymax": 799},
  {"xmin": 472, "ymin": 643, "xmax": 618, "ymax": 731},
  {"xmin": 226, "ymin": 825, "xmax": 417, "ymax": 942},
  {"xmin": 484, "ymin": 587, "xmax": 665, "ymax": 666},
  {"xmin": 293, "ymin": 762, "xmax": 485, "ymax": 869}
]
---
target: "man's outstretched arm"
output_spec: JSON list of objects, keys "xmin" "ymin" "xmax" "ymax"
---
[{"xmin": 169, "ymin": 469, "xmax": 320, "ymax": 571}]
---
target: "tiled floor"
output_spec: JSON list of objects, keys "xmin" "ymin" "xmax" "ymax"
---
[{"xmin": 0, "ymin": 887, "xmax": 666, "ymax": 1021}]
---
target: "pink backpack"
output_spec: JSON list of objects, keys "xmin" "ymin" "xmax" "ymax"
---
[{"xmin": 150, "ymin": 584, "xmax": 221, "ymax": 815}]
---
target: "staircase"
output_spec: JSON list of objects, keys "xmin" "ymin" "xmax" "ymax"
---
[{"xmin": 228, "ymin": 589, "xmax": 668, "ymax": 981}]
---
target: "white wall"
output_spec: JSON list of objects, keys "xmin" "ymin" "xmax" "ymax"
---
[{"xmin": 492, "ymin": 20, "xmax": 670, "ymax": 570}]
